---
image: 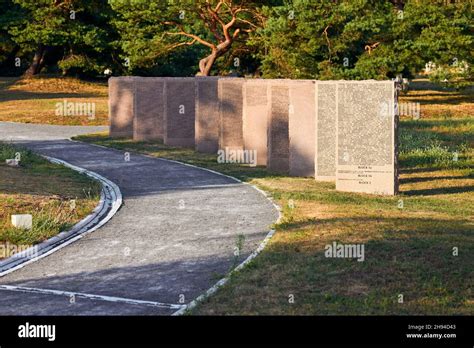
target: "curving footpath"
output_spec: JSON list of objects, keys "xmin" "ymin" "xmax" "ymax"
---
[{"xmin": 0, "ymin": 122, "xmax": 279, "ymax": 315}]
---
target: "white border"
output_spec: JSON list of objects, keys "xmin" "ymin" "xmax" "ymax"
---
[
  {"xmin": 0, "ymin": 285, "xmax": 183, "ymax": 310},
  {"xmin": 0, "ymin": 156, "xmax": 122, "ymax": 277}
]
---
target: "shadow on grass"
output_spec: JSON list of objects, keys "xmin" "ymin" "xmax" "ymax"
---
[
  {"xmin": 194, "ymin": 213, "xmax": 473, "ymax": 315},
  {"xmin": 401, "ymin": 94, "xmax": 474, "ymax": 105},
  {"xmin": 400, "ymin": 175, "xmax": 469, "ymax": 184},
  {"xmin": 276, "ymin": 214, "xmax": 473, "ymax": 236},
  {"xmin": 0, "ymin": 76, "xmax": 107, "ymax": 103},
  {"xmin": 0, "ymin": 78, "xmax": 18, "ymax": 92},
  {"xmin": 0, "ymin": 90, "xmax": 100, "ymax": 102},
  {"xmin": 400, "ymin": 167, "xmax": 446, "ymax": 174},
  {"xmin": 402, "ymin": 185, "xmax": 474, "ymax": 196},
  {"xmin": 402, "ymin": 118, "xmax": 473, "ymax": 127},
  {"xmin": 0, "ymin": 142, "xmax": 101, "ymax": 198}
]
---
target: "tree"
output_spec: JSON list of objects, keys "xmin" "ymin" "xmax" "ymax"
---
[
  {"xmin": 111, "ymin": 0, "xmax": 272, "ymax": 76},
  {"xmin": 390, "ymin": 0, "xmax": 473, "ymax": 76},
  {"xmin": 0, "ymin": 0, "xmax": 24, "ymax": 75},
  {"xmin": 5, "ymin": 0, "xmax": 118, "ymax": 77},
  {"xmin": 250, "ymin": 0, "xmax": 473, "ymax": 82},
  {"xmin": 250, "ymin": 0, "xmax": 397, "ymax": 79},
  {"xmin": 1, "ymin": 0, "xmax": 470, "ymax": 80}
]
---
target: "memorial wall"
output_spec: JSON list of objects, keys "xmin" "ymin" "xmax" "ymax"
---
[
  {"xmin": 289, "ymin": 80, "xmax": 316, "ymax": 177},
  {"xmin": 134, "ymin": 78, "xmax": 164, "ymax": 141},
  {"xmin": 336, "ymin": 81, "xmax": 397, "ymax": 195},
  {"xmin": 195, "ymin": 77, "xmax": 219, "ymax": 153},
  {"xmin": 109, "ymin": 76, "xmax": 135, "ymax": 138},
  {"xmin": 267, "ymin": 81, "xmax": 290, "ymax": 174},
  {"xmin": 109, "ymin": 77, "xmax": 398, "ymax": 195},
  {"xmin": 315, "ymin": 82, "xmax": 337, "ymax": 180},
  {"xmin": 243, "ymin": 79, "xmax": 268, "ymax": 166},
  {"xmin": 163, "ymin": 78, "xmax": 196, "ymax": 148}
]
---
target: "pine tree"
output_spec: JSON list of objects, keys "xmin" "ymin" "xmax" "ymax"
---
[{"xmin": 6, "ymin": 0, "xmax": 118, "ymax": 77}]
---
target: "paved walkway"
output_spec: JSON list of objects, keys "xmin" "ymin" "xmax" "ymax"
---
[{"xmin": 0, "ymin": 122, "xmax": 278, "ymax": 315}]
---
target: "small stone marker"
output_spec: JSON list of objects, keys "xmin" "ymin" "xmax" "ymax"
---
[
  {"xmin": 11, "ymin": 214, "xmax": 32, "ymax": 230},
  {"xmin": 5, "ymin": 159, "xmax": 20, "ymax": 167}
]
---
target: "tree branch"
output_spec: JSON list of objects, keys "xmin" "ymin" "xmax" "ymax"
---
[
  {"xmin": 163, "ymin": 20, "xmax": 217, "ymax": 50},
  {"xmin": 323, "ymin": 25, "xmax": 332, "ymax": 60},
  {"xmin": 165, "ymin": 39, "xmax": 197, "ymax": 51}
]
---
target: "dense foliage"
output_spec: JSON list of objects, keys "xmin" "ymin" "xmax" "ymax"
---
[{"xmin": 0, "ymin": 0, "xmax": 472, "ymax": 84}]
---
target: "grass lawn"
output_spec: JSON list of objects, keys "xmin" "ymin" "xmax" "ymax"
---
[
  {"xmin": 399, "ymin": 78, "xmax": 474, "ymax": 119},
  {"xmin": 0, "ymin": 143, "xmax": 101, "ymax": 258},
  {"xmin": 0, "ymin": 76, "xmax": 108, "ymax": 126},
  {"xmin": 74, "ymin": 117, "xmax": 473, "ymax": 315}
]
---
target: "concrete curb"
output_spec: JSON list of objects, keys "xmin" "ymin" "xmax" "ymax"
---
[{"xmin": 0, "ymin": 156, "xmax": 123, "ymax": 277}]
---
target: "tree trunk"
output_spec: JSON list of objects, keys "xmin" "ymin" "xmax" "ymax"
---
[
  {"xmin": 198, "ymin": 51, "xmax": 218, "ymax": 76},
  {"xmin": 24, "ymin": 44, "xmax": 47, "ymax": 77},
  {"xmin": 197, "ymin": 40, "xmax": 232, "ymax": 76},
  {"xmin": 390, "ymin": 0, "xmax": 405, "ymax": 10}
]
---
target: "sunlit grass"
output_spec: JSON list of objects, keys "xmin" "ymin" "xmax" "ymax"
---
[
  {"xmin": 0, "ymin": 143, "xmax": 101, "ymax": 254},
  {"xmin": 0, "ymin": 76, "xmax": 108, "ymax": 126},
  {"xmin": 399, "ymin": 78, "xmax": 474, "ymax": 119}
]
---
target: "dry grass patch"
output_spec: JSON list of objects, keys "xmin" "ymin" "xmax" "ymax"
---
[
  {"xmin": 399, "ymin": 78, "xmax": 474, "ymax": 119},
  {"xmin": 0, "ymin": 76, "xmax": 108, "ymax": 126}
]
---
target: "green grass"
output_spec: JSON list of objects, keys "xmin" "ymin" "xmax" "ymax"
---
[
  {"xmin": 75, "ymin": 114, "xmax": 474, "ymax": 315},
  {"xmin": 0, "ymin": 142, "xmax": 101, "ymax": 252},
  {"xmin": 399, "ymin": 118, "xmax": 473, "ymax": 169}
]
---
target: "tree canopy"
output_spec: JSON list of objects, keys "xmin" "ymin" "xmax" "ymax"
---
[{"xmin": 0, "ymin": 0, "xmax": 471, "ymax": 85}]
